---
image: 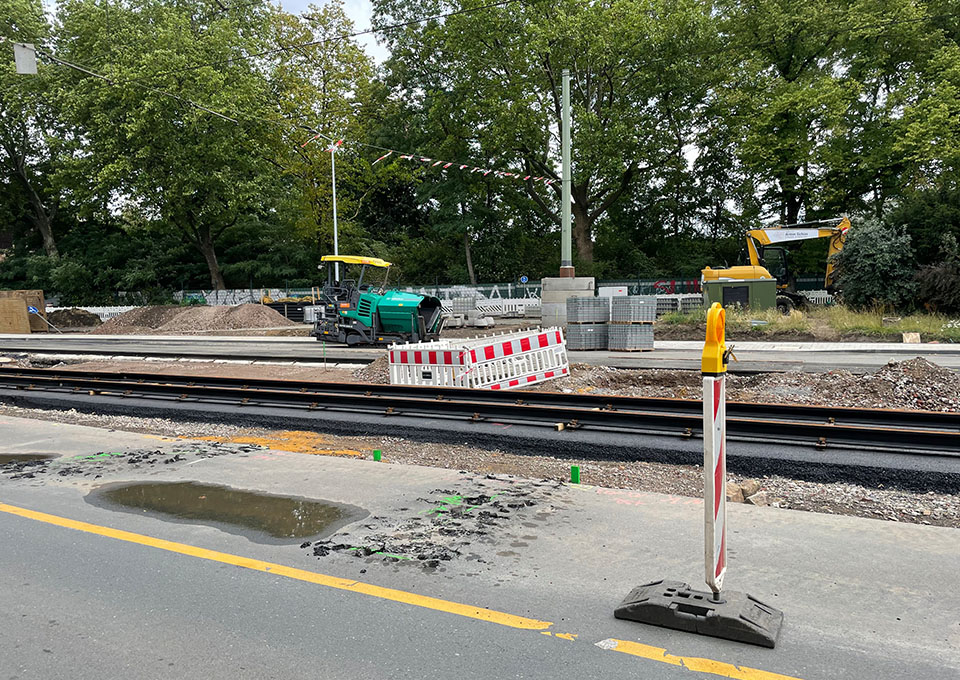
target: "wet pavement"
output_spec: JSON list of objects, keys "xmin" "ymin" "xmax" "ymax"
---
[{"xmin": 87, "ymin": 481, "xmax": 367, "ymax": 544}]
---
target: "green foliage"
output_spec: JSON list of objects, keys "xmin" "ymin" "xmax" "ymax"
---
[
  {"xmin": 916, "ymin": 234, "xmax": 960, "ymax": 314},
  {"xmin": 2, "ymin": 0, "xmax": 960, "ymax": 300},
  {"xmin": 834, "ymin": 217, "xmax": 917, "ymax": 310}
]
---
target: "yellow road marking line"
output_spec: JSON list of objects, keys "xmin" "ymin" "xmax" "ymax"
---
[
  {"xmin": 0, "ymin": 501, "xmax": 549, "ymax": 631},
  {"xmin": 595, "ymin": 639, "xmax": 803, "ymax": 680}
]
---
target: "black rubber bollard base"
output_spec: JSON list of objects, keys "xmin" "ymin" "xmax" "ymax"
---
[{"xmin": 614, "ymin": 580, "xmax": 784, "ymax": 648}]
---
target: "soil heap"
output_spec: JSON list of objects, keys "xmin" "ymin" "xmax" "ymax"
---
[{"xmin": 91, "ymin": 304, "xmax": 296, "ymax": 335}]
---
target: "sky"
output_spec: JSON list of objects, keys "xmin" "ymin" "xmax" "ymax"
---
[{"xmin": 279, "ymin": 0, "xmax": 388, "ymax": 62}]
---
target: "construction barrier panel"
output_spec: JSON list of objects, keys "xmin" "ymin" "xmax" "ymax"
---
[{"xmin": 389, "ymin": 327, "xmax": 568, "ymax": 390}]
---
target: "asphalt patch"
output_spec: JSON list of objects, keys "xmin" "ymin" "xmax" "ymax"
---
[
  {"xmin": 0, "ymin": 442, "xmax": 263, "ymax": 480},
  {"xmin": 302, "ymin": 475, "xmax": 563, "ymax": 569}
]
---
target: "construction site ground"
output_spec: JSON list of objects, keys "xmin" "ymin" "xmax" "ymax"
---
[
  {"xmin": 2, "ymin": 413, "xmax": 957, "ymax": 680},
  {"xmin": 14, "ymin": 353, "xmax": 960, "ymax": 413}
]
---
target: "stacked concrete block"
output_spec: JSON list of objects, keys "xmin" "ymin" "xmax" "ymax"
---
[
  {"xmin": 565, "ymin": 296, "xmax": 609, "ymax": 350},
  {"xmin": 607, "ymin": 324, "xmax": 655, "ymax": 351},
  {"xmin": 609, "ymin": 295, "xmax": 655, "ymax": 351},
  {"xmin": 610, "ymin": 296, "xmax": 657, "ymax": 323},
  {"xmin": 566, "ymin": 323, "xmax": 608, "ymax": 350},
  {"xmin": 566, "ymin": 296, "xmax": 610, "ymax": 324}
]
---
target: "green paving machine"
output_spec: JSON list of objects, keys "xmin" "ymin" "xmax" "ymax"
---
[{"xmin": 310, "ymin": 255, "xmax": 444, "ymax": 345}]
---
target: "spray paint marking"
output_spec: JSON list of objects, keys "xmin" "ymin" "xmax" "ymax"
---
[
  {"xmin": 418, "ymin": 492, "xmax": 505, "ymax": 517},
  {"xmin": 346, "ymin": 547, "xmax": 413, "ymax": 561}
]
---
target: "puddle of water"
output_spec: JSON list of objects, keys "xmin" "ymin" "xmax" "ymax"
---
[
  {"xmin": 0, "ymin": 453, "xmax": 56, "ymax": 465},
  {"xmin": 87, "ymin": 482, "xmax": 367, "ymax": 544}
]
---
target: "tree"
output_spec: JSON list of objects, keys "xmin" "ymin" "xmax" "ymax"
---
[
  {"xmin": 718, "ymin": 0, "xmax": 929, "ymax": 224},
  {"xmin": 374, "ymin": 0, "xmax": 718, "ymax": 268},
  {"xmin": 268, "ymin": 2, "xmax": 375, "ymax": 260},
  {"xmin": 1, "ymin": 0, "xmax": 62, "ymax": 257},
  {"xmin": 54, "ymin": 0, "xmax": 288, "ymax": 289}
]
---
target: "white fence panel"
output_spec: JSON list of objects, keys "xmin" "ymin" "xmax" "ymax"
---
[{"xmin": 389, "ymin": 327, "xmax": 568, "ymax": 390}]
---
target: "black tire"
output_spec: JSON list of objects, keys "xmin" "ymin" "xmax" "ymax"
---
[{"xmin": 776, "ymin": 296, "xmax": 794, "ymax": 315}]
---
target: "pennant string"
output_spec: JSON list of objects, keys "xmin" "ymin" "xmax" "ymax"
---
[{"xmin": 295, "ymin": 132, "xmax": 556, "ymax": 184}]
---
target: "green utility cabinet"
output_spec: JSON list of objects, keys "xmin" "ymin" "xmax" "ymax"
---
[{"xmin": 702, "ymin": 278, "xmax": 777, "ymax": 310}]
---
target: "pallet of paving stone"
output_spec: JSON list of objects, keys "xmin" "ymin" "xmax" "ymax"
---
[
  {"xmin": 566, "ymin": 296, "xmax": 609, "ymax": 324},
  {"xmin": 610, "ymin": 296, "xmax": 657, "ymax": 324},
  {"xmin": 607, "ymin": 323, "xmax": 654, "ymax": 351}
]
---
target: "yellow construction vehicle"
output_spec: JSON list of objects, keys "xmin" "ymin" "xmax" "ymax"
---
[{"xmin": 702, "ymin": 217, "xmax": 850, "ymax": 313}]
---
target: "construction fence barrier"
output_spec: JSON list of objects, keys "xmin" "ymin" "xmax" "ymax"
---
[{"xmin": 389, "ymin": 327, "xmax": 568, "ymax": 390}]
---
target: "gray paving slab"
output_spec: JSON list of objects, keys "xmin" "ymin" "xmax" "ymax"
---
[{"xmin": 1, "ymin": 416, "xmax": 958, "ymax": 679}]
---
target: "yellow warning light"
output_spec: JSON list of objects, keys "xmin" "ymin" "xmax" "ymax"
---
[{"xmin": 701, "ymin": 303, "xmax": 727, "ymax": 374}]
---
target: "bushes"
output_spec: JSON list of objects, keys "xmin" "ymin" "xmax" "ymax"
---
[
  {"xmin": 834, "ymin": 218, "xmax": 917, "ymax": 310},
  {"xmin": 916, "ymin": 234, "xmax": 960, "ymax": 314}
]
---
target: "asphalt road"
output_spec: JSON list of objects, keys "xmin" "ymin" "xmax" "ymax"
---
[
  {"xmin": 4, "ymin": 333, "xmax": 960, "ymax": 372},
  {"xmin": 2, "ymin": 416, "xmax": 958, "ymax": 679}
]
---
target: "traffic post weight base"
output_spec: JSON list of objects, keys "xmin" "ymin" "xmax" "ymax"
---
[{"xmin": 613, "ymin": 302, "xmax": 784, "ymax": 648}]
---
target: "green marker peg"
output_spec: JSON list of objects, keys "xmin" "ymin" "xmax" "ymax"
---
[
  {"xmin": 373, "ymin": 449, "xmax": 382, "ymax": 462},
  {"xmin": 571, "ymin": 465, "xmax": 580, "ymax": 484}
]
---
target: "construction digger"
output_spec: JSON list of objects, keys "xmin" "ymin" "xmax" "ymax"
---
[
  {"xmin": 310, "ymin": 255, "xmax": 445, "ymax": 345},
  {"xmin": 702, "ymin": 217, "xmax": 851, "ymax": 313}
]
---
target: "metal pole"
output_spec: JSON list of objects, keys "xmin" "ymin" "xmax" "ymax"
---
[
  {"xmin": 561, "ymin": 69, "xmax": 573, "ymax": 276},
  {"xmin": 331, "ymin": 144, "xmax": 340, "ymax": 281}
]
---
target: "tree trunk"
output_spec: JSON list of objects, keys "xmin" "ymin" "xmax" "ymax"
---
[
  {"xmin": 9, "ymin": 150, "xmax": 59, "ymax": 258},
  {"xmin": 33, "ymin": 210, "xmax": 59, "ymax": 259},
  {"xmin": 197, "ymin": 227, "xmax": 226, "ymax": 290},
  {"xmin": 572, "ymin": 203, "xmax": 594, "ymax": 264},
  {"xmin": 781, "ymin": 165, "xmax": 803, "ymax": 224},
  {"xmin": 464, "ymin": 229, "xmax": 476, "ymax": 285}
]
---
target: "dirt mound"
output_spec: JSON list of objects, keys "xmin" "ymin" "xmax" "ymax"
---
[
  {"xmin": 48, "ymin": 308, "xmax": 102, "ymax": 328},
  {"xmin": 92, "ymin": 306, "xmax": 182, "ymax": 333},
  {"xmin": 527, "ymin": 357, "xmax": 960, "ymax": 412},
  {"xmin": 91, "ymin": 304, "xmax": 296, "ymax": 335},
  {"xmin": 353, "ymin": 354, "xmax": 390, "ymax": 384}
]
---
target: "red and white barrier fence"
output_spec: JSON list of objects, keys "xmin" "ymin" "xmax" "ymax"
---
[{"xmin": 388, "ymin": 327, "xmax": 568, "ymax": 390}]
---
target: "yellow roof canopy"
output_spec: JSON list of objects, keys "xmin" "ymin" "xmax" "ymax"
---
[{"xmin": 321, "ymin": 255, "xmax": 392, "ymax": 268}]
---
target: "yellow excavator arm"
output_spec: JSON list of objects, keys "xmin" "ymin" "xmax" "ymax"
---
[{"xmin": 744, "ymin": 217, "xmax": 850, "ymax": 289}]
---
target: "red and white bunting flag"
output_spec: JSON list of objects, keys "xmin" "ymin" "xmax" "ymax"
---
[
  {"xmin": 460, "ymin": 164, "xmax": 468, "ymax": 170},
  {"xmin": 431, "ymin": 161, "xmax": 443, "ymax": 167},
  {"xmin": 443, "ymin": 162, "xmax": 453, "ymax": 168},
  {"xmin": 373, "ymin": 151, "xmax": 394, "ymax": 165},
  {"xmin": 400, "ymin": 154, "xmax": 414, "ymax": 160},
  {"xmin": 326, "ymin": 139, "xmax": 344, "ymax": 152},
  {"xmin": 299, "ymin": 133, "xmax": 322, "ymax": 148},
  {"xmin": 420, "ymin": 157, "xmax": 431, "ymax": 162}
]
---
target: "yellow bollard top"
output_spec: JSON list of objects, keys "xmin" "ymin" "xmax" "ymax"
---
[{"xmin": 702, "ymin": 302, "xmax": 727, "ymax": 375}]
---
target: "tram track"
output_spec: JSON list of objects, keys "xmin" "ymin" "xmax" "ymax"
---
[{"xmin": 1, "ymin": 366, "xmax": 958, "ymax": 457}]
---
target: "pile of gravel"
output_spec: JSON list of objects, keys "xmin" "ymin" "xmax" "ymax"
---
[
  {"xmin": 92, "ymin": 304, "xmax": 295, "ymax": 335},
  {"xmin": 353, "ymin": 354, "xmax": 391, "ymax": 384},
  {"xmin": 533, "ymin": 357, "xmax": 960, "ymax": 412}
]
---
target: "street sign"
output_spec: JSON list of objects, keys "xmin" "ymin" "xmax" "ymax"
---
[
  {"xmin": 519, "ymin": 275, "xmax": 529, "ymax": 284},
  {"xmin": 27, "ymin": 306, "xmax": 39, "ymax": 314},
  {"xmin": 14, "ymin": 43, "xmax": 38, "ymax": 75}
]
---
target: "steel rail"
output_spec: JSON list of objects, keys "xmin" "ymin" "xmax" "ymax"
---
[
  {"xmin": 4, "ymin": 366, "xmax": 958, "ymax": 431},
  {"xmin": 1, "ymin": 367, "xmax": 958, "ymax": 456}
]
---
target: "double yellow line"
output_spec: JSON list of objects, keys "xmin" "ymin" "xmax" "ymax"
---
[{"xmin": 0, "ymin": 501, "xmax": 801, "ymax": 680}]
